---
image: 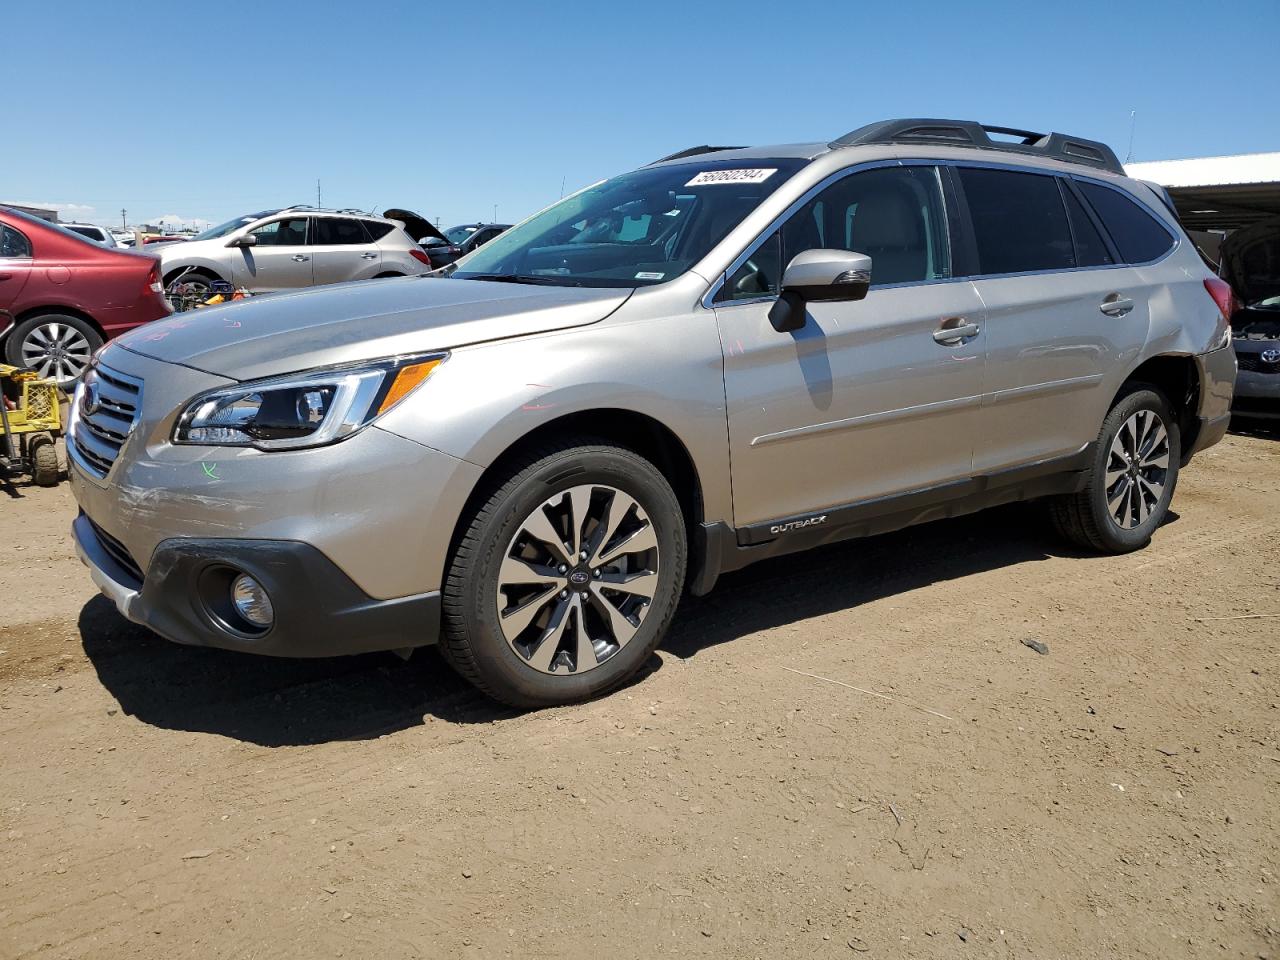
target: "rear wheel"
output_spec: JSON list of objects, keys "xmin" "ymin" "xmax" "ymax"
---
[
  {"xmin": 1049, "ymin": 385, "xmax": 1180, "ymax": 552},
  {"xmin": 5, "ymin": 313, "xmax": 101, "ymax": 386},
  {"xmin": 441, "ymin": 440, "xmax": 686, "ymax": 708},
  {"xmin": 165, "ymin": 269, "xmax": 219, "ymax": 302}
]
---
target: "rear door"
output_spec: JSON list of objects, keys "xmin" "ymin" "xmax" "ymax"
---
[
  {"xmin": 230, "ymin": 216, "xmax": 313, "ymax": 291},
  {"xmin": 956, "ymin": 166, "xmax": 1152, "ymax": 473},
  {"xmin": 311, "ymin": 216, "xmax": 381, "ymax": 284},
  {"xmin": 715, "ymin": 164, "xmax": 988, "ymax": 530}
]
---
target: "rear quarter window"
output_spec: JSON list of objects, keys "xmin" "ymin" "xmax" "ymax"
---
[
  {"xmin": 363, "ymin": 220, "xmax": 396, "ymax": 241},
  {"xmin": 1076, "ymin": 181, "xmax": 1175, "ymax": 264}
]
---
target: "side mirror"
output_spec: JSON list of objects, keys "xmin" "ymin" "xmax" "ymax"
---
[
  {"xmin": 226, "ymin": 234, "xmax": 257, "ymax": 248},
  {"xmin": 768, "ymin": 249, "xmax": 872, "ymax": 332}
]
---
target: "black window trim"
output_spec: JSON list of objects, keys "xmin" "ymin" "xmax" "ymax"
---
[
  {"xmin": 1058, "ymin": 177, "xmax": 1121, "ymax": 266},
  {"xmin": 1068, "ymin": 173, "xmax": 1180, "ymax": 267}
]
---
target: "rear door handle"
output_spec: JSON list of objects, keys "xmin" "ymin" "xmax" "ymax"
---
[
  {"xmin": 360, "ymin": 252, "xmax": 378, "ymax": 260},
  {"xmin": 292, "ymin": 254, "xmax": 310, "ymax": 262},
  {"xmin": 933, "ymin": 320, "xmax": 980, "ymax": 345},
  {"xmin": 1100, "ymin": 295, "xmax": 1135, "ymax": 317}
]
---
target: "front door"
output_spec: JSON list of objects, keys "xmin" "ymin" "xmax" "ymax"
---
[
  {"xmin": 714, "ymin": 164, "xmax": 988, "ymax": 531},
  {"xmin": 231, "ymin": 216, "xmax": 313, "ymax": 291}
]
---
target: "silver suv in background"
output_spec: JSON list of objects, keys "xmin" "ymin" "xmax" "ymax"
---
[
  {"xmin": 158, "ymin": 206, "xmax": 432, "ymax": 297},
  {"xmin": 69, "ymin": 118, "xmax": 1235, "ymax": 708},
  {"xmin": 61, "ymin": 223, "xmax": 120, "ymax": 246}
]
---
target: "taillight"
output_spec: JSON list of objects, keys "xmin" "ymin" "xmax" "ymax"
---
[
  {"xmin": 1203, "ymin": 277, "xmax": 1238, "ymax": 326},
  {"xmin": 145, "ymin": 261, "xmax": 164, "ymax": 295},
  {"xmin": 410, "ymin": 249, "xmax": 431, "ymax": 267}
]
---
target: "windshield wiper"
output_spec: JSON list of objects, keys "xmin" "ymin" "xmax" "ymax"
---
[{"xmin": 463, "ymin": 273, "xmax": 585, "ymax": 287}]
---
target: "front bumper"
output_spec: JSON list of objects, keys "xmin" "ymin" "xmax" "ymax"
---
[{"xmin": 73, "ymin": 513, "xmax": 441, "ymax": 656}]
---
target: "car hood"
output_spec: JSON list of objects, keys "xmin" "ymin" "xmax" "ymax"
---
[
  {"xmin": 116, "ymin": 276, "xmax": 631, "ymax": 381},
  {"xmin": 1221, "ymin": 216, "xmax": 1280, "ymax": 307}
]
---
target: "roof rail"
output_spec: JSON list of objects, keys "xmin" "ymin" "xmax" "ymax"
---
[
  {"xmin": 830, "ymin": 119, "xmax": 1124, "ymax": 175},
  {"xmin": 649, "ymin": 144, "xmax": 746, "ymax": 165},
  {"xmin": 278, "ymin": 204, "xmax": 378, "ymax": 217}
]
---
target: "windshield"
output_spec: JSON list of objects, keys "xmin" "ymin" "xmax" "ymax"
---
[
  {"xmin": 453, "ymin": 159, "xmax": 807, "ymax": 287},
  {"xmin": 444, "ymin": 225, "xmax": 479, "ymax": 244},
  {"xmin": 192, "ymin": 210, "xmax": 279, "ymax": 242}
]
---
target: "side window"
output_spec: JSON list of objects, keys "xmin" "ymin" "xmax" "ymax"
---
[
  {"xmin": 0, "ymin": 224, "xmax": 32, "ymax": 258},
  {"xmin": 363, "ymin": 220, "xmax": 395, "ymax": 242},
  {"xmin": 721, "ymin": 231, "xmax": 783, "ymax": 301},
  {"xmin": 1076, "ymin": 182, "xmax": 1175, "ymax": 264},
  {"xmin": 957, "ymin": 168, "xmax": 1074, "ymax": 275},
  {"xmin": 250, "ymin": 217, "xmax": 309, "ymax": 247},
  {"xmin": 313, "ymin": 217, "xmax": 369, "ymax": 245},
  {"xmin": 1061, "ymin": 183, "xmax": 1114, "ymax": 267},
  {"xmin": 783, "ymin": 166, "xmax": 951, "ymax": 286}
]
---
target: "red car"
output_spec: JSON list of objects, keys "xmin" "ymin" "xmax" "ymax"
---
[{"xmin": 0, "ymin": 207, "xmax": 172, "ymax": 385}]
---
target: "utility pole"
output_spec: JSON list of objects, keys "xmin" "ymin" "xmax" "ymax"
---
[
  {"xmin": 121, "ymin": 208, "xmax": 127, "ymax": 231},
  {"xmin": 316, "ymin": 179, "xmax": 321, "ymax": 208},
  {"xmin": 1125, "ymin": 110, "xmax": 1137, "ymax": 164},
  {"xmin": 493, "ymin": 203, "xmax": 498, "ymax": 223}
]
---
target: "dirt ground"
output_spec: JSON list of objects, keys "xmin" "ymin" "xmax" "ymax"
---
[{"xmin": 1, "ymin": 426, "xmax": 1278, "ymax": 960}]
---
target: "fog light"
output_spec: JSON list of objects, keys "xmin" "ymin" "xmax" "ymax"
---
[{"xmin": 231, "ymin": 574, "xmax": 274, "ymax": 629}]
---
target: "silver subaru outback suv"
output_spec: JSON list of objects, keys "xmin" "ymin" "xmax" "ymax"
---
[{"xmin": 68, "ymin": 119, "xmax": 1236, "ymax": 707}]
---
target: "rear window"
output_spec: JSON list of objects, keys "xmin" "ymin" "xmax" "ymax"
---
[
  {"xmin": 1076, "ymin": 182, "xmax": 1175, "ymax": 264},
  {"xmin": 1, "ymin": 224, "xmax": 32, "ymax": 258},
  {"xmin": 958, "ymin": 168, "xmax": 1074, "ymax": 275}
]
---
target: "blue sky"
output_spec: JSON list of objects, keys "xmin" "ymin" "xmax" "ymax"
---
[{"xmin": 4, "ymin": 0, "xmax": 1278, "ymax": 231}]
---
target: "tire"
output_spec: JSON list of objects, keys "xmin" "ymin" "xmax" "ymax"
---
[
  {"xmin": 441, "ymin": 439, "xmax": 687, "ymax": 708},
  {"xmin": 165, "ymin": 269, "xmax": 219, "ymax": 301},
  {"xmin": 5, "ymin": 313, "xmax": 102, "ymax": 387},
  {"xmin": 30, "ymin": 435, "xmax": 60, "ymax": 487},
  {"xmin": 1049, "ymin": 384, "xmax": 1180, "ymax": 553}
]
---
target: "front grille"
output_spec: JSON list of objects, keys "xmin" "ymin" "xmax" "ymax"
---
[
  {"xmin": 85, "ymin": 514, "xmax": 144, "ymax": 584},
  {"xmin": 69, "ymin": 364, "xmax": 143, "ymax": 479},
  {"xmin": 1237, "ymin": 354, "xmax": 1280, "ymax": 375}
]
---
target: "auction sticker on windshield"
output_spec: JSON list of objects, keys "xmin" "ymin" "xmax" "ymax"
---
[{"xmin": 685, "ymin": 169, "xmax": 776, "ymax": 187}]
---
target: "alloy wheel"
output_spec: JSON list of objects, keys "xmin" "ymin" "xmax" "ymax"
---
[
  {"xmin": 21, "ymin": 321, "xmax": 92, "ymax": 384},
  {"xmin": 1104, "ymin": 409, "xmax": 1170, "ymax": 529},
  {"xmin": 496, "ymin": 484, "xmax": 660, "ymax": 675}
]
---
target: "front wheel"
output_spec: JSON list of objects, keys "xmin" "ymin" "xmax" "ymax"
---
[
  {"xmin": 1049, "ymin": 385, "xmax": 1180, "ymax": 553},
  {"xmin": 441, "ymin": 440, "xmax": 687, "ymax": 708}
]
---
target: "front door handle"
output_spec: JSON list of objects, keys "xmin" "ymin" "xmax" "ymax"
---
[
  {"xmin": 1100, "ymin": 294, "xmax": 1135, "ymax": 317},
  {"xmin": 933, "ymin": 318, "xmax": 980, "ymax": 345},
  {"xmin": 360, "ymin": 252, "xmax": 378, "ymax": 260},
  {"xmin": 292, "ymin": 254, "xmax": 310, "ymax": 263}
]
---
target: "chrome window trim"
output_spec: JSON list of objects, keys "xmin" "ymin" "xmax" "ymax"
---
[{"xmin": 702, "ymin": 156, "xmax": 1183, "ymax": 308}]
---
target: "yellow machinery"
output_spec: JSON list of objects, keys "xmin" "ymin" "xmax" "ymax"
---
[{"xmin": 0, "ymin": 363, "xmax": 63, "ymax": 487}]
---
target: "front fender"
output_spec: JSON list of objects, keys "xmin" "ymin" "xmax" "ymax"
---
[{"xmin": 375, "ymin": 308, "xmax": 733, "ymax": 524}]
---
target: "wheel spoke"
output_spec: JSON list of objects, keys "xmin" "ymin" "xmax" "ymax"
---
[
  {"xmin": 597, "ymin": 522, "xmax": 658, "ymax": 565},
  {"xmin": 27, "ymin": 327, "xmax": 52, "ymax": 348},
  {"xmin": 1134, "ymin": 479, "xmax": 1150, "ymax": 525},
  {"xmin": 589, "ymin": 592, "xmax": 641, "ymax": 649},
  {"xmin": 1138, "ymin": 421, "xmax": 1166, "ymax": 462},
  {"xmin": 500, "ymin": 587, "xmax": 558, "ymax": 638},
  {"xmin": 45, "ymin": 323, "xmax": 60, "ymax": 345},
  {"xmin": 595, "ymin": 570, "xmax": 658, "ymax": 600},
  {"xmin": 1108, "ymin": 476, "xmax": 1131, "ymax": 526},
  {"xmin": 520, "ymin": 505, "xmax": 572, "ymax": 565},
  {"xmin": 588, "ymin": 490, "xmax": 639, "ymax": 565},
  {"xmin": 36, "ymin": 357, "xmax": 54, "ymax": 379},
  {"xmin": 572, "ymin": 616, "xmax": 599, "ymax": 673},
  {"xmin": 526, "ymin": 596, "xmax": 574, "ymax": 672},
  {"xmin": 565, "ymin": 486, "xmax": 593, "ymax": 558},
  {"xmin": 499, "ymin": 554, "xmax": 562, "ymax": 587}
]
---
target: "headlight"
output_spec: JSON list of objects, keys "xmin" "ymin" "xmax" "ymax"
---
[{"xmin": 173, "ymin": 353, "xmax": 445, "ymax": 449}]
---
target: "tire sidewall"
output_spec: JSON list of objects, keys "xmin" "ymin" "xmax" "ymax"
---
[
  {"xmin": 1087, "ymin": 386, "xmax": 1180, "ymax": 550},
  {"xmin": 450, "ymin": 447, "xmax": 686, "ymax": 706}
]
